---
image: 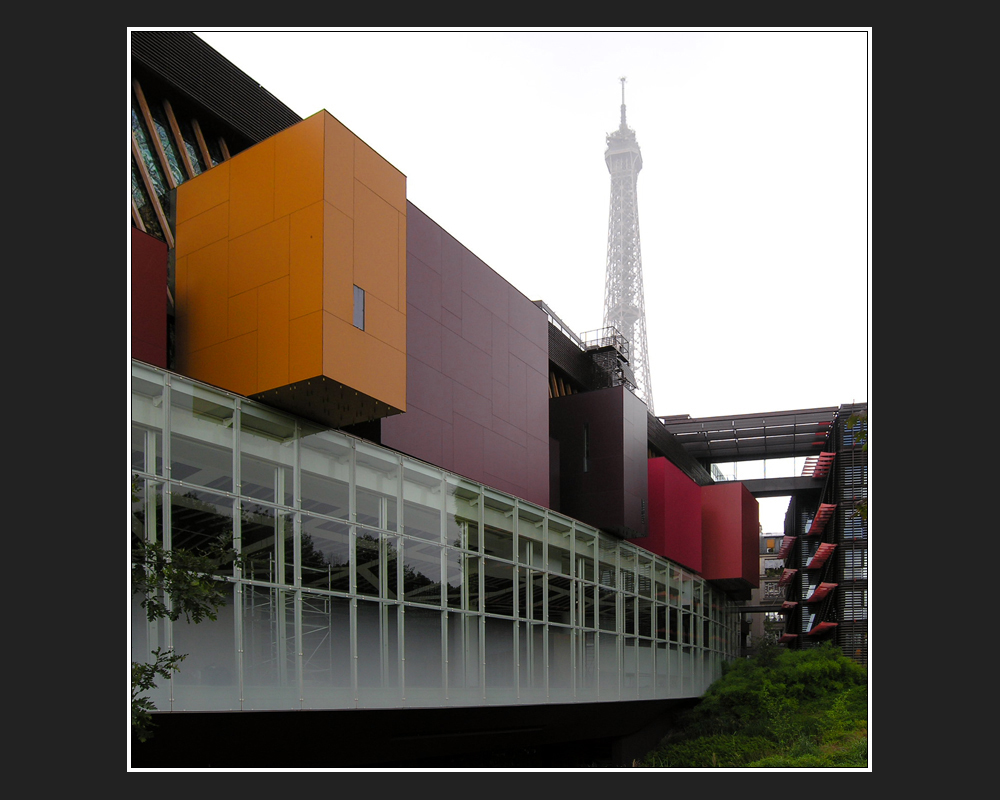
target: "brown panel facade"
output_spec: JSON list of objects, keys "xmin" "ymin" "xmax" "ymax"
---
[
  {"xmin": 549, "ymin": 385, "xmax": 649, "ymax": 538},
  {"xmin": 380, "ymin": 203, "xmax": 550, "ymax": 507}
]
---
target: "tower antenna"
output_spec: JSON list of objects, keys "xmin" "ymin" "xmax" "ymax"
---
[{"xmin": 619, "ymin": 76, "xmax": 628, "ymax": 128}]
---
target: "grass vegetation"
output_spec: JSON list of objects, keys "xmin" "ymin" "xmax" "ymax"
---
[{"xmin": 639, "ymin": 642, "xmax": 868, "ymax": 768}]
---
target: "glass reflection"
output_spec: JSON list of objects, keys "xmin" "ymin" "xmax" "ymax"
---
[
  {"xmin": 482, "ymin": 558, "xmax": 514, "ymax": 617},
  {"xmin": 445, "ymin": 549, "xmax": 464, "ymax": 610},
  {"xmin": 546, "ymin": 573, "xmax": 572, "ymax": 626},
  {"xmin": 301, "ymin": 515, "xmax": 350, "ymax": 594},
  {"xmin": 446, "ymin": 477, "xmax": 480, "ymax": 551},
  {"xmin": 169, "ymin": 382, "xmax": 234, "ymax": 493},
  {"xmin": 356, "ymin": 442, "xmax": 399, "ymax": 531},
  {"xmin": 355, "ymin": 531, "xmax": 381, "ymax": 598},
  {"xmin": 240, "ymin": 500, "xmax": 293, "ymax": 585},
  {"xmin": 301, "ymin": 594, "xmax": 352, "ymax": 692},
  {"xmin": 402, "ymin": 538, "xmax": 442, "ymax": 606}
]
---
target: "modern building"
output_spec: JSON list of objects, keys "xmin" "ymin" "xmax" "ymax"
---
[
  {"xmin": 660, "ymin": 406, "xmax": 869, "ymax": 665},
  {"xmin": 775, "ymin": 406, "xmax": 868, "ymax": 664},
  {"xmin": 736, "ymin": 533, "xmax": 788, "ymax": 656},
  {"xmin": 129, "ymin": 32, "xmax": 866, "ymax": 767}
]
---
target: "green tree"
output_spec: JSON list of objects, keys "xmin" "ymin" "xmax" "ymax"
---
[{"xmin": 130, "ymin": 535, "xmax": 240, "ymax": 741}]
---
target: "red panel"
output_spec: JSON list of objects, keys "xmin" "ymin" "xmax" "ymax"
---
[
  {"xmin": 701, "ymin": 482, "xmax": 759, "ymax": 587},
  {"xmin": 805, "ymin": 582, "xmax": 838, "ymax": 603},
  {"xmin": 777, "ymin": 568, "xmax": 798, "ymax": 586},
  {"xmin": 131, "ymin": 228, "xmax": 168, "ymax": 368},
  {"xmin": 807, "ymin": 542, "xmax": 837, "ymax": 569},
  {"xmin": 742, "ymin": 483, "xmax": 759, "ymax": 583},
  {"xmin": 808, "ymin": 621, "xmax": 838, "ymax": 637},
  {"xmin": 631, "ymin": 457, "xmax": 702, "ymax": 571},
  {"xmin": 802, "ymin": 451, "xmax": 836, "ymax": 478},
  {"xmin": 806, "ymin": 503, "xmax": 837, "ymax": 536}
]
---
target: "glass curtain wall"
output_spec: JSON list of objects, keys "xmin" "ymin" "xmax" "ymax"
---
[{"xmin": 131, "ymin": 361, "xmax": 739, "ymax": 712}]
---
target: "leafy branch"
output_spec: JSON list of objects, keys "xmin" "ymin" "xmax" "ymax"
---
[
  {"xmin": 131, "ymin": 535, "xmax": 242, "ymax": 741},
  {"xmin": 131, "ymin": 536, "xmax": 240, "ymax": 624},
  {"xmin": 131, "ymin": 647, "xmax": 187, "ymax": 742}
]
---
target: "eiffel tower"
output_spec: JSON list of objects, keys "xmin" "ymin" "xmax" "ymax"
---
[{"xmin": 602, "ymin": 77, "xmax": 654, "ymax": 413}]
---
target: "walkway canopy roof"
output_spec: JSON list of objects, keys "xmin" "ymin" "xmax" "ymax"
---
[{"xmin": 658, "ymin": 407, "xmax": 838, "ymax": 462}]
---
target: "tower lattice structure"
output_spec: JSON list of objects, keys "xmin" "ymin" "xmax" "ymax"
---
[{"xmin": 602, "ymin": 78, "xmax": 654, "ymax": 413}]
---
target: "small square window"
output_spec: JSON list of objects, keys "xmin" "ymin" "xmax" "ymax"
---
[{"xmin": 353, "ymin": 285, "xmax": 365, "ymax": 330}]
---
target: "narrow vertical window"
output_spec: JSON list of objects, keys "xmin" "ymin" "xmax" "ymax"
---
[{"xmin": 353, "ymin": 285, "xmax": 366, "ymax": 330}]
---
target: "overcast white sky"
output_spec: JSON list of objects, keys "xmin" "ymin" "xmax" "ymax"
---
[{"xmin": 181, "ymin": 29, "xmax": 870, "ymax": 530}]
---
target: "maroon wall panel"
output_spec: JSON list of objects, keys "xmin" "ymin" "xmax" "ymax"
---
[
  {"xmin": 381, "ymin": 204, "xmax": 550, "ymax": 506},
  {"xmin": 131, "ymin": 228, "xmax": 168, "ymax": 368},
  {"xmin": 549, "ymin": 385, "xmax": 648, "ymax": 538},
  {"xmin": 633, "ymin": 457, "xmax": 702, "ymax": 571}
]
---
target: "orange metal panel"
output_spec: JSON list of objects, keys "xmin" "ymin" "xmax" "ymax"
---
[
  {"xmin": 352, "ymin": 334, "xmax": 406, "ymax": 412},
  {"xmin": 229, "ymin": 217, "xmax": 290, "ymax": 299},
  {"xmin": 354, "ymin": 183, "xmax": 402, "ymax": 309},
  {"xmin": 323, "ymin": 114, "xmax": 356, "ymax": 219},
  {"xmin": 228, "ymin": 138, "xmax": 276, "ymax": 239},
  {"xmin": 397, "ymin": 218, "xmax": 407, "ymax": 307},
  {"xmin": 181, "ymin": 238, "xmax": 229, "ymax": 352},
  {"xmin": 274, "ymin": 112, "xmax": 324, "ymax": 219},
  {"xmin": 174, "ymin": 110, "xmax": 406, "ymax": 425},
  {"xmin": 186, "ymin": 333, "xmax": 257, "ymax": 398},
  {"xmin": 322, "ymin": 312, "xmax": 406, "ymax": 413},
  {"xmin": 174, "ymin": 253, "xmax": 189, "ymax": 319},
  {"xmin": 257, "ymin": 277, "xmax": 290, "ymax": 393},
  {"xmin": 228, "ymin": 288, "xmax": 258, "ymax": 339},
  {"xmin": 322, "ymin": 202, "xmax": 354, "ymax": 324},
  {"xmin": 288, "ymin": 311, "xmax": 323, "ymax": 383},
  {"xmin": 355, "ymin": 137, "xmax": 407, "ymax": 215},
  {"xmin": 289, "ymin": 201, "xmax": 324, "ymax": 320},
  {"xmin": 174, "ymin": 200, "xmax": 229, "ymax": 259},
  {"xmin": 321, "ymin": 312, "xmax": 370, "ymax": 389},
  {"xmin": 175, "ymin": 160, "xmax": 230, "ymax": 226},
  {"xmin": 364, "ymin": 291, "xmax": 407, "ymax": 353}
]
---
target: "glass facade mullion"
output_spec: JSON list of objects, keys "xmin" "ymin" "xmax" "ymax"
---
[
  {"xmin": 132, "ymin": 362, "xmax": 741, "ymax": 715},
  {"xmin": 350, "ymin": 598, "xmax": 359, "ymax": 702},
  {"xmin": 159, "ymin": 376, "xmax": 177, "ymax": 711}
]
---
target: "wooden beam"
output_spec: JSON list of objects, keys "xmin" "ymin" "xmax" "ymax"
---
[
  {"xmin": 163, "ymin": 98, "xmax": 198, "ymax": 180},
  {"xmin": 131, "ymin": 135, "xmax": 173, "ymax": 249},
  {"xmin": 132, "ymin": 79, "xmax": 178, "ymax": 190}
]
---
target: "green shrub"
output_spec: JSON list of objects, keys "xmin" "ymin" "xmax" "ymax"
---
[
  {"xmin": 747, "ymin": 735, "xmax": 867, "ymax": 768},
  {"xmin": 643, "ymin": 734, "xmax": 775, "ymax": 768},
  {"xmin": 641, "ymin": 643, "xmax": 868, "ymax": 768}
]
